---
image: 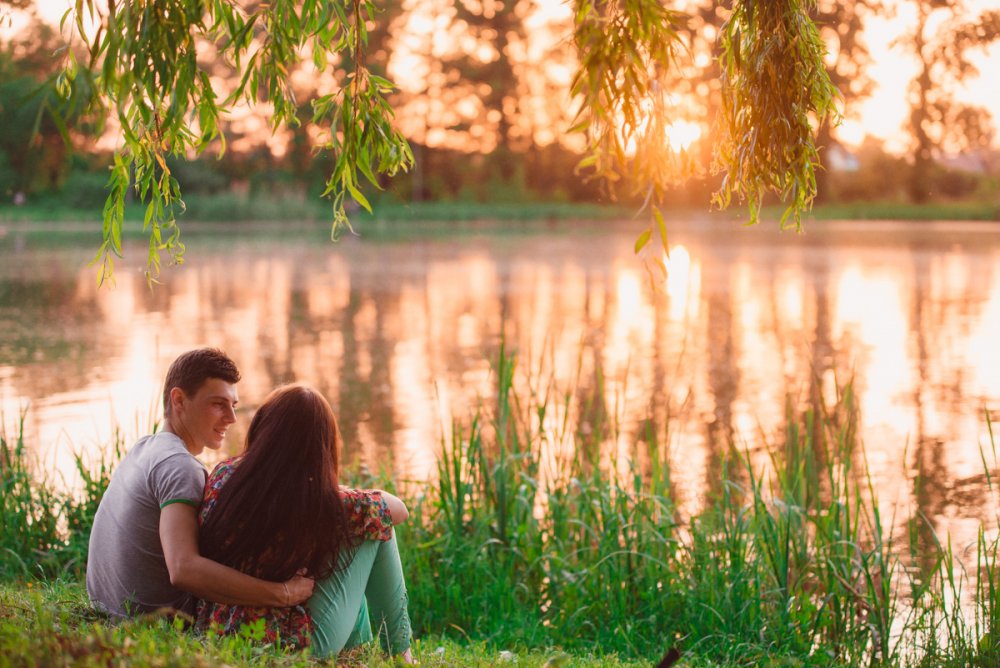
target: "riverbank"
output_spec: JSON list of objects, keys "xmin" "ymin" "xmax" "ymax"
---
[
  {"xmin": 0, "ymin": 581, "xmax": 645, "ymax": 667},
  {"xmin": 3, "ymin": 347, "xmax": 999, "ymax": 665},
  {"xmin": 4, "ymin": 202, "xmax": 1000, "ymax": 259},
  {"xmin": 1, "ymin": 195, "xmax": 997, "ymax": 229}
]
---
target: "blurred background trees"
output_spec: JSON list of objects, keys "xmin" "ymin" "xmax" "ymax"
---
[
  {"xmin": 1, "ymin": 0, "xmax": 998, "ymax": 215},
  {"xmin": 902, "ymin": 1, "xmax": 999, "ymax": 202},
  {"xmin": 0, "ymin": 9, "xmax": 99, "ymax": 201}
]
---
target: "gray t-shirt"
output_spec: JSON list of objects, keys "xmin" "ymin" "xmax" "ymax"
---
[{"xmin": 86, "ymin": 431, "xmax": 207, "ymax": 617}]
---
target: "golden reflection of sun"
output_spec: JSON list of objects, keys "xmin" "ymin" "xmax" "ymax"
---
[
  {"xmin": 965, "ymin": 254, "xmax": 1000, "ymax": 415},
  {"xmin": 781, "ymin": 279, "xmax": 804, "ymax": 328},
  {"xmin": 665, "ymin": 244, "xmax": 701, "ymax": 323},
  {"xmin": 616, "ymin": 270, "xmax": 643, "ymax": 330},
  {"xmin": 835, "ymin": 258, "xmax": 915, "ymax": 483}
]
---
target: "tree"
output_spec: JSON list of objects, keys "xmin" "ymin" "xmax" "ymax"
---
[
  {"xmin": 0, "ymin": 11, "xmax": 97, "ymax": 200},
  {"xmin": 442, "ymin": 0, "xmax": 524, "ymax": 182},
  {"xmin": 384, "ymin": 0, "xmax": 585, "ymax": 202},
  {"xmin": 811, "ymin": 0, "xmax": 883, "ymax": 202},
  {"xmin": 53, "ymin": 0, "xmax": 837, "ymax": 283},
  {"xmin": 901, "ymin": 2, "xmax": 1000, "ymax": 203}
]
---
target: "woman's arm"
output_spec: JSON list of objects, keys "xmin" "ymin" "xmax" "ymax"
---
[
  {"xmin": 378, "ymin": 490, "xmax": 409, "ymax": 525},
  {"xmin": 340, "ymin": 486, "xmax": 410, "ymax": 525}
]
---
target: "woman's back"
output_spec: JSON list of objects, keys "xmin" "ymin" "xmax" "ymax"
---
[
  {"xmin": 194, "ymin": 382, "xmax": 414, "ymax": 661},
  {"xmin": 198, "ymin": 385, "xmax": 353, "ymax": 581},
  {"xmin": 196, "ymin": 455, "xmax": 395, "ymax": 648}
]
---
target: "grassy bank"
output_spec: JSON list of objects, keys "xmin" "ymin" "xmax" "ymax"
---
[
  {"xmin": 0, "ymin": 581, "xmax": 641, "ymax": 667},
  {"xmin": 1, "ymin": 194, "xmax": 997, "ymax": 228},
  {"xmin": 3, "ymin": 348, "xmax": 1000, "ymax": 665},
  {"xmin": 788, "ymin": 200, "xmax": 1000, "ymax": 222},
  {"xmin": 0, "ymin": 196, "xmax": 628, "ymax": 226}
]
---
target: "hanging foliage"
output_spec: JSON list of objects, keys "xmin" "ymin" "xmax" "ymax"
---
[
  {"xmin": 55, "ymin": 0, "xmax": 838, "ymax": 284},
  {"xmin": 62, "ymin": 0, "xmax": 412, "ymax": 284},
  {"xmin": 569, "ymin": 0, "xmax": 688, "ymax": 275},
  {"xmin": 712, "ymin": 0, "xmax": 841, "ymax": 230},
  {"xmin": 568, "ymin": 0, "xmax": 839, "ymax": 278}
]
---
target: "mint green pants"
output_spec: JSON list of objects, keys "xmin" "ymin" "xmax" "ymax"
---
[{"xmin": 306, "ymin": 530, "xmax": 412, "ymax": 658}]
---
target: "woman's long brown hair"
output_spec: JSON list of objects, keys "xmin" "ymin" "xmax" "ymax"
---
[{"xmin": 199, "ymin": 384, "xmax": 354, "ymax": 581}]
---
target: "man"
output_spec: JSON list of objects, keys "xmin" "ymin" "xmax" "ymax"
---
[{"xmin": 87, "ymin": 348, "xmax": 314, "ymax": 618}]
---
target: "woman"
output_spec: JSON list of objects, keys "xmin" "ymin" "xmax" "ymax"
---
[{"xmin": 195, "ymin": 383, "xmax": 414, "ymax": 662}]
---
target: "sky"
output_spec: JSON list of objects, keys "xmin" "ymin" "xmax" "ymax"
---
[
  {"xmin": 838, "ymin": 1, "xmax": 1000, "ymax": 152},
  {"xmin": 12, "ymin": 0, "xmax": 1000, "ymax": 153}
]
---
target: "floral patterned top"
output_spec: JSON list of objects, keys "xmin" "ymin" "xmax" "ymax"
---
[{"xmin": 194, "ymin": 457, "xmax": 394, "ymax": 648}]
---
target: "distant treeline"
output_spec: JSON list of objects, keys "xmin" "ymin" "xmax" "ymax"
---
[
  {"xmin": 18, "ymin": 139, "xmax": 995, "ymax": 216},
  {"xmin": 1, "ymin": 2, "xmax": 998, "ymax": 212}
]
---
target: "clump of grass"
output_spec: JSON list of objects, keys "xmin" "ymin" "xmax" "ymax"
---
[
  {"xmin": 399, "ymin": 348, "xmax": 1000, "ymax": 665},
  {"xmin": 0, "ymin": 416, "xmax": 121, "ymax": 580},
  {"xmin": 0, "ymin": 581, "xmax": 642, "ymax": 667},
  {"xmin": 346, "ymin": 346, "xmax": 684, "ymax": 657},
  {"xmin": 1, "ymin": 414, "xmax": 63, "ymax": 580}
]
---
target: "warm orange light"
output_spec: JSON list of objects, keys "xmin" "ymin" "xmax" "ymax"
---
[
  {"xmin": 836, "ymin": 119, "xmax": 866, "ymax": 147},
  {"xmin": 664, "ymin": 244, "xmax": 698, "ymax": 322},
  {"xmin": 665, "ymin": 121, "xmax": 702, "ymax": 151},
  {"xmin": 15, "ymin": 0, "xmax": 1000, "ymax": 153}
]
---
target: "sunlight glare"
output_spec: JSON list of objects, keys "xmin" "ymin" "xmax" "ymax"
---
[
  {"xmin": 665, "ymin": 121, "xmax": 702, "ymax": 151},
  {"xmin": 605, "ymin": 267, "xmax": 646, "ymax": 381},
  {"xmin": 835, "ymin": 260, "xmax": 915, "ymax": 467},
  {"xmin": 781, "ymin": 279, "xmax": 803, "ymax": 327},
  {"xmin": 665, "ymin": 244, "xmax": 700, "ymax": 322},
  {"xmin": 616, "ymin": 270, "xmax": 643, "ymax": 330},
  {"xmin": 836, "ymin": 119, "xmax": 866, "ymax": 147}
]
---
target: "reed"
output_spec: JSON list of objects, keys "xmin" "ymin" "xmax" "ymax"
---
[
  {"xmin": 397, "ymin": 348, "xmax": 1000, "ymax": 663},
  {"xmin": 0, "ymin": 415, "xmax": 121, "ymax": 580}
]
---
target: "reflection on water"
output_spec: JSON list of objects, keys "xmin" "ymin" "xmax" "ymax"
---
[{"xmin": 2, "ymin": 221, "xmax": 999, "ymax": 556}]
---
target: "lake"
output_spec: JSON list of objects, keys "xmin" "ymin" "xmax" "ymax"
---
[{"xmin": 2, "ymin": 218, "xmax": 999, "ymax": 555}]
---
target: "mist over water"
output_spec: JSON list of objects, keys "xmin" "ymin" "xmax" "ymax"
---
[{"xmin": 2, "ymin": 220, "xmax": 999, "ymax": 555}]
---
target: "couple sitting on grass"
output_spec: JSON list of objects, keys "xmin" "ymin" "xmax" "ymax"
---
[{"xmin": 85, "ymin": 348, "xmax": 414, "ymax": 663}]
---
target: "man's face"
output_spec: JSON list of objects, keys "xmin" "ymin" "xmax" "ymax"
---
[{"xmin": 171, "ymin": 378, "xmax": 239, "ymax": 455}]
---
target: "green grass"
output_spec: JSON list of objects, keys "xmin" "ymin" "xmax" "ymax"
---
[
  {"xmin": 0, "ymin": 414, "xmax": 120, "ymax": 581},
  {"xmin": 0, "ymin": 581, "xmax": 643, "ymax": 667},
  {"xmin": 785, "ymin": 200, "xmax": 1000, "ymax": 222},
  {"xmin": 359, "ymin": 200, "xmax": 627, "ymax": 222},
  {"xmin": 3, "ymin": 348, "xmax": 1000, "ymax": 665},
  {"xmin": 3, "ymin": 192, "xmax": 998, "ymax": 229},
  {"xmin": 0, "ymin": 197, "xmax": 632, "ymax": 252},
  {"xmin": 0, "ymin": 196, "xmax": 626, "ymax": 226}
]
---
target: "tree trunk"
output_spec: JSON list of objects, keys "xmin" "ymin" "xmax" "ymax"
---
[{"xmin": 909, "ymin": 4, "xmax": 934, "ymax": 203}]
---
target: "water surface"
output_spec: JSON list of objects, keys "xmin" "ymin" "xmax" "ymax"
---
[{"xmin": 2, "ymin": 219, "xmax": 999, "ymax": 555}]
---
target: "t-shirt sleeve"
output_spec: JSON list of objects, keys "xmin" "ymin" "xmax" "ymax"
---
[
  {"xmin": 151, "ymin": 454, "xmax": 208, "ymax": 509},
  {"xmin": 340, "ymin": 489, "xmax": 394, "ymax": 542}
]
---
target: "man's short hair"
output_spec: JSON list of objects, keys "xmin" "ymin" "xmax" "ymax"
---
[{"xmin": 162, "ymin": 348, "xmax": 241, "ymax": 415}]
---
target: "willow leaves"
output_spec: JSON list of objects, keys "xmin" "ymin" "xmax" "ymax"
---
[
  {"xmin": 61, "ymin": 0, "xmax": 837, "ymax": 284},
  {"xmin": 713, "ymin": 0, "xmax": 841, "ymax": 230},
  {"xmin": 65, "ymin": 0, "xmax": 411, "ymax": 284},
  {"xmin": 571, "ymin": 0, "xmax": 840, "ymax": 278}
]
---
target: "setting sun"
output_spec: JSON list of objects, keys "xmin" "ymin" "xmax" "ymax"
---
[{"xmin": 665, "ymin": 120, "xmax": 703, "ymax": 151}]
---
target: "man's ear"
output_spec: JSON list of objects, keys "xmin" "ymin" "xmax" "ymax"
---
[{"xmin": 168, "ymin": 387, "xmax": 187, "ymax": 415}]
